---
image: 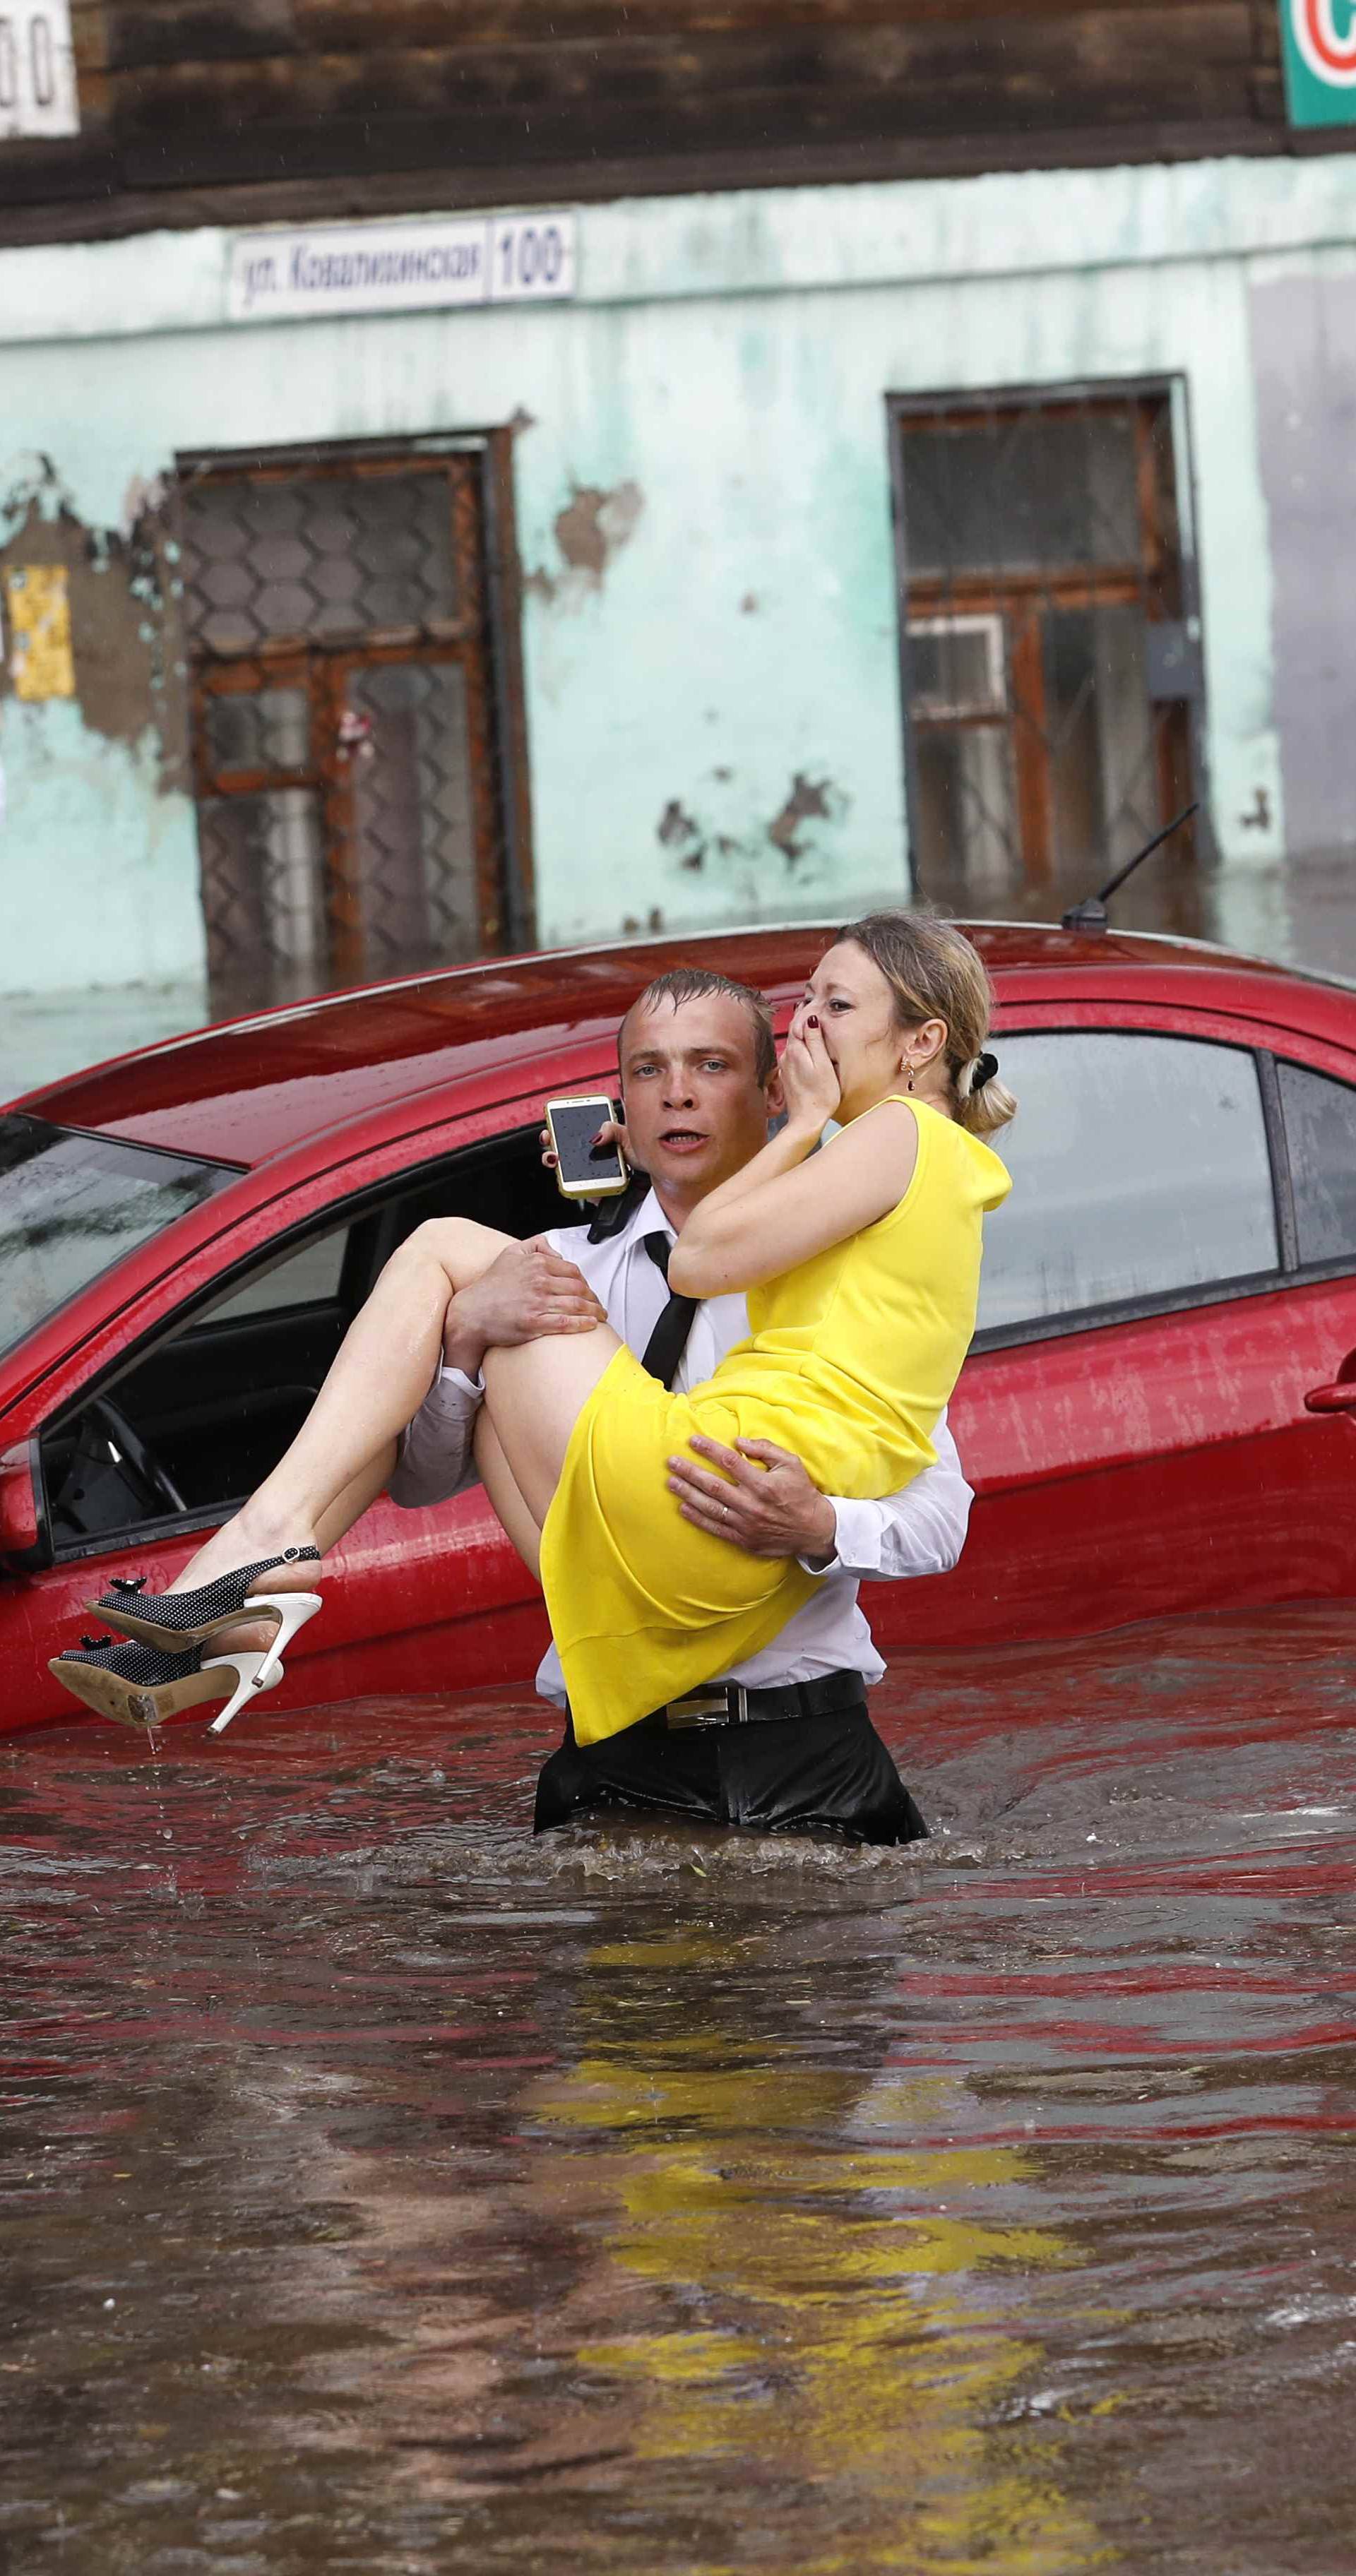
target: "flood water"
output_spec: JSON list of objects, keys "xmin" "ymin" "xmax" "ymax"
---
[{"xmin": 3, "ymin": 1602, "xmax": 1355, "ymax": 2574}]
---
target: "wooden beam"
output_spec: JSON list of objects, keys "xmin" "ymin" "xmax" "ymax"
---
[
  {"xmin": 106, "ymin": 1, "xmax": 302, "ymax": 73},
  {"xmin": 0, "ymin": 114, "xmax": 1304, "ymax": 242},
  {"xmin": 101, "ymin": 11, "xmax": 1256, "ymax": 135}
]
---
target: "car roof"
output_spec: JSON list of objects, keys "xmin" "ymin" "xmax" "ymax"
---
[{"xmin": 18, "ymin": 919, "xmax": 1354, "ymax": 1171}]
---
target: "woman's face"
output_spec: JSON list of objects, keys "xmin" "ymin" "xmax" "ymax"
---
[{"xmin": 796, "ymin": 939, "xmax": 948, "ymax": 1121}]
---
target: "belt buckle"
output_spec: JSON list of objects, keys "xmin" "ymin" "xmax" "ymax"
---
[{"xmin": 665, "ymin": 1684, "xmax": 746, "ymax": 1730}]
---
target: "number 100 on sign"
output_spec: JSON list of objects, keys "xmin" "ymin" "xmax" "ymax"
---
[
  {"xmin": 490, "ymin": 215, "xmax": 576, "ymax": 302},
  {"xmin": 0, "ymin": 1, "xmax": 79, "ymax": 137}
]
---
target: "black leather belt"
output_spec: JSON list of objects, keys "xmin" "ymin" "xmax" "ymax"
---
[{"xmin": 655, "ymin": 1668, "xmax": 866, "ymax": 1731}]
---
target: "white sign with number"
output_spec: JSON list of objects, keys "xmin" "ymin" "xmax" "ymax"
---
[
  {"xmin": 0, "ymin": 0, "xmax": 78, "ymax": 139},
  {"xmin": 227, "ymin": 210, "xmax": 576, "ymax": 323},
  {"xmin": 489, "ymin": 213, "xmax": 576, "ymax": 302}
]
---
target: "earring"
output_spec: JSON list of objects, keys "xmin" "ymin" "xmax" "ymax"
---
[{"xmin": 905, "ymin": 1061, "xmax": 916, "ymax": 1094}]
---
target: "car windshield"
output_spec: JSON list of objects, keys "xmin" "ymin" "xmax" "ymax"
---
[{"xmin": 0, "ymin": 1114, "xmax": 239, "ymax": 1362}]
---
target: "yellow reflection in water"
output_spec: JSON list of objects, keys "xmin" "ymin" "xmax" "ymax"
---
[{"xmin": 531, "ymin": 1926, "xmax": 1104, "ymax": 2576}]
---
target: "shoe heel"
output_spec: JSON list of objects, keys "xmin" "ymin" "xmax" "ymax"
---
[
  {"xmin": 204, "ymin": 1648, "xmax": 278, "ymax": 1734},
  {"xmin": 246, "ymin": 1591, "xmax": 323, "ymax": 1657},
  {"xmin": 204, "ymin": 1594, "xmax": 321, "ymax": 1734}
]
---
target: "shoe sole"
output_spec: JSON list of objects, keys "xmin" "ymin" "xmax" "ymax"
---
[{"xmin": 49, "ymin": 1659, "xmax": 232, "ymax": 1731}]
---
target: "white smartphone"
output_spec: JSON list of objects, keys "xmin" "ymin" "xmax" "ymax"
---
[{"xmin": 545, "ymin": 1095, "xmax": 629, "ymax": 1199}]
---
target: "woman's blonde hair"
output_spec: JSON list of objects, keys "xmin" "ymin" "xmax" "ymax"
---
[{"xmin": 835, "ymin": 910, "xmax": 1018, "ymax": 1139}]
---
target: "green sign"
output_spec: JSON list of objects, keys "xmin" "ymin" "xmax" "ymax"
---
[{"xmin": 1281, "ymin": 0, "xmax": 1356, "ymax": 126}]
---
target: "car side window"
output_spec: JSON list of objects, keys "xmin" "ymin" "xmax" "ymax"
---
[
  {"xmin": 977, "ymin": 1032, "xmax": 1280, "ymax": 1336},
  {"xmin": 1276, "ymin": 1061, "xmax": 1356, "ymax": 1268},
  {"xmin": 201, "ymin": 1229, "xmax": 350, "ymax": 1322}
]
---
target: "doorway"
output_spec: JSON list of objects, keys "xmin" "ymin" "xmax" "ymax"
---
[
  {"xmin": 890, "ymin": 383, "xmax": 1210, "ymax": 929},
  {"xmin": 177, "ymin": 439, "xmax": 531, "ymax": 1011}
]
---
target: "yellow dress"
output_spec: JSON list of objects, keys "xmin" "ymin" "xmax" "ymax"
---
[{"xmin": 539, "ymin": 1097, "xmax": 1012, "ymax": 1744}]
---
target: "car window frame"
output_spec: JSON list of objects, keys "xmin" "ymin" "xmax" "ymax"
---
[
  {"xmin": 970, "ymin": 1024, "xmax": 1356, "ymax": 1356},
  {"xmin": 29, "ymin": 1113, "xmax": 554, "ymax": 1568},
  {"xmin": 1270, "ymin": 1051, "xmax": 1356, "ymax": 1280}
]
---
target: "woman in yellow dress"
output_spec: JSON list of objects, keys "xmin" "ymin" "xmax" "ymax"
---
[{"xmin": 54, "ymin": 912, "xmax": 1015, "ymax": 1742}]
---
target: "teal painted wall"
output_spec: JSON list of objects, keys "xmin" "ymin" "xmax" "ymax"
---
[{"xmin": 1, "ymin": 153, "xmax": 1352, "ymax": 996}]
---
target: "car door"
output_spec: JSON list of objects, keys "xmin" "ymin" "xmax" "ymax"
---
[
  {"xmin": 1, "ymin": 1107, "xmax": 574, "ymax": 1729},
  {"xmin": 872, "ymin": 1018, "xmax": 1356, "ymax": 1652}
]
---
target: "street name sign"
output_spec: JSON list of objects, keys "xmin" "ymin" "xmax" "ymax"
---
[{"xmin": 227, "ymin": 212, "xmax": 576, "ymax": 323}]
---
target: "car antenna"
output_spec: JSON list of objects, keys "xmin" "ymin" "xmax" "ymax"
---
[{"xmin": 1060, "ymin": 801, "xmax": 1201, "ymax": 933}]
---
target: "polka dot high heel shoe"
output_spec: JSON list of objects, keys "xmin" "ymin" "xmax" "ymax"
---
[
  {"xmin": 51, "ymin": 1602, "xmax": 321, "ymax": 1734},
  {"xmin": 85, "ymin": 1547, "xmax": 322, "ymax": 1650}
]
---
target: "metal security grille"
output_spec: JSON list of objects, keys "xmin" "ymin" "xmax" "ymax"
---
[
  {"xmin": 890, "ymin": 384, "xmax": 1209, "ymax": 931},
  {"xmin": 177, "ymin": 443, "xmax": 527, "ymax": 1012},
  {"xmin": 182, "ymin": 468, "xmax": 465, "ymax": 654}
]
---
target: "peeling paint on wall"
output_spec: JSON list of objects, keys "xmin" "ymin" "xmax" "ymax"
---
[
  {"xmin": 0, "ymin": 458, "xmax": 187, "ymax": 790},
  {"xmin": 526, "ymin": 479, "xmax": 644, "ymax": 607},
  {"xmin": 653, "ymin": 767, "xmax": 853, "ymax": 907},
  {"xmin": 657, "ymin": 798, "xmax": 704, "ymax": 867},
  {"xmin": 768, "ymin": 773, "xmax": 849, "ymax": 864},
  {"xmin": 0, "ymin": 448, "xmax": 201, "ymax": 998}
]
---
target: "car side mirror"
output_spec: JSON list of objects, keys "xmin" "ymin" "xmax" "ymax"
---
[{"xmin": 0, "ymin": 1442, "xmax": 40, "ymax": 1561}]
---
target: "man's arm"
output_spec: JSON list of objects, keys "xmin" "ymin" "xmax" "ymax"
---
[
  {"xmin": 823, "ymin": 1416, "xmax": 973, "ymax": 1581},
  {"xmin": 389, "ymin": 1236, "xmax": 605, "ymax": 1512},
  {"xmin": 664, "ymin": 1412, "xmax": 972, "ymax": 1579}
]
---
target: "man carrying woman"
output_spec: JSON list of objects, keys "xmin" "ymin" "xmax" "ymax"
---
[
  {"xmin": 389, "ymin": 959, "xmax": 973, "ymax": 1841},
  {"xmin": 52, "ymin": 912, "xmax": 1015, "ymax": 1847}
]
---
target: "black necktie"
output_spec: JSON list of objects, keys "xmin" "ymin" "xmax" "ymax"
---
[{"xmin": 641, "ymin": 1231, "xmax": 699, "ymax": 1390}]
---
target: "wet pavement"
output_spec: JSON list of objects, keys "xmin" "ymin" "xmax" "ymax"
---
[{"xmin": 2, "ymin": 1602, "xmax": 1355, "ymax": 2574}]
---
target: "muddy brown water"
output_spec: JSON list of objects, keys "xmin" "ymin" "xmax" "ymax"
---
[{"xmin": 3, "ymin": 1604, "xmax": 1355, "ymax": 2575}]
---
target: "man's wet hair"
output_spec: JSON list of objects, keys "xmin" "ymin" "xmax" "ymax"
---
[{"xmin": 619, "ymin": 967, "xmax": 777, "ymax": 1087}]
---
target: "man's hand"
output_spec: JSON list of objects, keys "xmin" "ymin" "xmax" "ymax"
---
[
  {"xmin": 442, "ymin": 1241, "xmax": 606, "ymax": 1376},
  {"xmin": 665, "ymin": 1433, "xmax": 838, "ymax": 1564}
]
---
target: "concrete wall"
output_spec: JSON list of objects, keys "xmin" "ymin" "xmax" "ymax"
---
[
  {"xmin": 3, "ymin": 153, "xmax": 1355, "ymax": 997},
  {"xmin": 1249, "ymin": 253, "xmax": 1356, "ymax": 968}
]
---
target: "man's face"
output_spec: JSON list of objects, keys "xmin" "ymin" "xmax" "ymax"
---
[{"xmin": 619, "ymin": 994, "xmax": 773, "ymax": 1199}]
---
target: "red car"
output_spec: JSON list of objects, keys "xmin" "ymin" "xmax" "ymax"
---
[{"xmin": 3, "ymin": 922, "xmax": 1355, "ymax": 1736}]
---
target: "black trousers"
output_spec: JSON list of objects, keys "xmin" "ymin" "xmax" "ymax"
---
[{"xmin": 533, "ymin": 1700, "xmax": 927, "ymax": 1846}]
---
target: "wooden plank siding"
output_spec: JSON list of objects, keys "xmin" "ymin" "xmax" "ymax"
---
[{"xmin": 0, "ymin": 1, "xmax": 1295, "ymax": 247}]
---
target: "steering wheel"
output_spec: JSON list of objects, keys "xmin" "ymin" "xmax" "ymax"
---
[{"xmin": 88, "ymin": 1397, "xmax": 191, "ymax": 1520}]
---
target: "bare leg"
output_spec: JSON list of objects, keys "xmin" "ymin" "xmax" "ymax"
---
[
  {"xmin": 208, "ymin": 1447, "xmax": 400, "ymax": 1653},
  {"xmin": 316, "ymin": 1445, "xmax": 398, "ymax": 1556},
  {"xmin": 477, "ymin": 1333, "xmax": 619, "ymax": 1532},
  {"xmin": 168, "ymin": 1220, "xmax": 518, "ymax": 1593},
  {"xmin": 168, "ymin": 1220, "xmax": 621, "ymax": 1596},
  {"xmin": 473, "ymin": 1414, "xmax": 542, "ymax": 1578}
]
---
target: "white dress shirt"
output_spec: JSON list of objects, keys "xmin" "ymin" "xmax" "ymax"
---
[{"xmin": 391, "ymin": 1186, "xmax": 973, "ymax": 1707}]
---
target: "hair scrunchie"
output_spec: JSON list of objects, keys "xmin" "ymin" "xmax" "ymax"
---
[{"xmin": 968, "ymin": 1051, "xmax": 999, "ymax": 1092}]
